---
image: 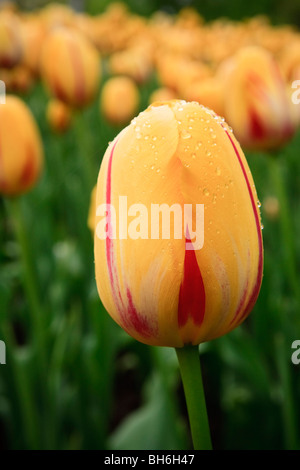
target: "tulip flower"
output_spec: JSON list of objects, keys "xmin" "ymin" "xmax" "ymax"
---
[
  {"xmin": 222, "ymin": 46, "xmax": 296, "ymax": 151},
  {"xmin": 94, "ymin": 100, "xmax": 263, "ymax": 348},
  {"xmin": 149, "ymin": 87, "xmax": 178, "ymax": 105},
  {"xmin": 40, "ymin": 27, "xmax": 101, "ymax": 109},
  {"xmin": 94, "ymin": 99, "xmax": 263, "ymax": 449},
  {"xmin": 183, "ymin": 77, "xmax": 225, "ymax": 118},
  {"xmin": 0, "ymin": 13, "xmax": 22, "ymax": 68},
  {"xmin": 0, "ymin": 95, "xmax": 44, "ymax": 196},
  {"xmin": 46, "ymin": 98, "xmax": 72, "ymax": 133},
  {"xmin": 100, "ymin": 76, "xmax": 140, "ymax": 126}
]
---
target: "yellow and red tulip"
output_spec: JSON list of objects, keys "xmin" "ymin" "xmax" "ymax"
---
[
  {"xmin": 0, "ymin": 12, "xmax": 22, "ymax": 68},
  {"xmin": 100, "ymin": 76, "xmax": 140, "ymax": 126},
  {"xmin": 94, "ymin": 100, "xmax": 263, "ymax": 347},
  {"xmin": 0, "ymin": 95, "xmax": 44, "ymax": 196},
  {"xmin": 46, "ymin": 98, "xmax": 72, "ymax": 133},
  {"xmin": 183, "ymin": 77, "xmax": 225, "ymax": 118},
  {"xmin": 149, "ymin": 87, "xmax": 178, "ymax": 105},
  {"xmin": 40, "ymin": 27, "xmax": 101, "ymax": 109},
  {"xmin": 222, "ymin": 46, "xmax": 296, "ymax": 151}
]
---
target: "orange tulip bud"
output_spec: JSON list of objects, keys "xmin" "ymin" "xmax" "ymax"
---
[
  {"xmin": 100, "ymin": 76, "xmax": 140, "ymax": 126},
  {"xmin": 40, "ymin": 27, "xmax": 101, "ymax": 108},
  {"xmin": 149, "ymin": 87, "xmax": 178, "ymax": 105},
  {"xmin": 94, "ymin": 100, "xmax": 263, "ymax": 347},
  {"xmin": 0, "ymin": 13, "xmax": 22, "ymax": 68},
  {"xmin": 183, "ymin": 77, "xmax": 225, "ymax": 118},
  {"xmin": 46, "ymin": 98, "xmax": 72, "ymax": 133},
  {"xmin": 223, "ymin": 47, "xmax": 296, "ymax": 151},
  {"xmin": 0, "ymin": 95, "xmax": 44, "ymax": 196}
]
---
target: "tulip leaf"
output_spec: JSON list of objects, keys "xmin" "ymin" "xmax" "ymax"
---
[{"xmin": 108, "ymin": 373, "xmax": 187, "ymax": 450}]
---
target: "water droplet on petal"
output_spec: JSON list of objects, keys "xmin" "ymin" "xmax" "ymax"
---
[
  {"xmin": 203, "ymin": 188, "xmax": 210, "ymax": 197},
  {"xmin": 182, "ymin": 130, "xmax": 191, "ymax": 139}
]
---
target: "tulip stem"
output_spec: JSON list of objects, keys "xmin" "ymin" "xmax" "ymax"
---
[
  {"xmin": 175, "ymin": 345, "xmax": 212, "ymax": 450},
  {"xmin": 7, "ymin": 197, "xmax": 47, "ymax": 371}
]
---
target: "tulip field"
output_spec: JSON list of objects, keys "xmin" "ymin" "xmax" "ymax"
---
[{"xmin": 1, "ymin": 1, "xmax": 300, "ymax": 451}]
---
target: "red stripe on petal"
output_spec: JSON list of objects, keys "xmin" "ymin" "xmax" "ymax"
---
[
  {"xmin": 20, "ymin": 143, "xmax": 37, "ymax": 187},
  {"xmin": 105, "ymin": 138, "xmax": 157, "ymax": 339},
  {"xmin": 178, "ymin": 236, "xmax": 206, "ymax": 328},
  {"xmin": 68, "ymin": 40, "xmax": 86, "ymax": 107},
  {"xmin": 126, "ymin": 288, "xmax": 154, "ymax": 338},
  {"xmin": 249, "ymin": 107, "xmax": 266, "ymax": 140},
  {"xmin": 105, "ymin": 139, "xmax": 125, "ymax": 313},
  {"xmin": 225, "ymin": 131, "xmax": 263, "ymax": 325}
]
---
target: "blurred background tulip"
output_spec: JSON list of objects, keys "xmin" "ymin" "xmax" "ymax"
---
[
  {"xmin": 46, "ymin": 98, "xmax": 72, "ymax": 133},
  {"xmin": 222, "ymin": 47, "xmax": 296, "ymax": 151},
  {"xmin": 40, "ymin": 27, "xmax": 101, "ymax": 109},
  {"xmin": 0, "ymin": 95, "xmax": 43, "ymax": 196},
  {"xmin": 0, "ymin": 12, "xmax": 23, "ymax": 69},
  {"xmin": 100, "ymin": 76, "xmax": 140, "ymax": 126}
]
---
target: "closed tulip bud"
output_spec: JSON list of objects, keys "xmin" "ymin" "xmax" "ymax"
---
[
  {"xmin": 40, "ymin": 27, "xmax": 101, "ymax": 108},
  {"xmin": 149, "ymin": 87, "xmax": 178, "ymax": 105},
  {"xmin": 100, "ymin": 76, "xmax": 140, "ymax": 126},
  {"xmin": 183, "ymin": 77, "xmax": 225, "ymax": 118},
  {"xmin": 46, "ymin": 98, "xmax": 72, "ymax": 133},
  {"xmin": 223, "ymin": 46, "xmax": 296, "ymax": 151},
  {"xmin": 262, "ymin": 196, "xmax": 280, "ymax": 221},
  {"xmin": 94, "ymin": 100, "xmax": 263, "ymax": 347},
  {"xmin": 0, "ymin": 13, "xmax": 22, "ymax": 68},
  {"xmin": 0, "ymin": 95, "xmax": 44, "ymax": 196}
]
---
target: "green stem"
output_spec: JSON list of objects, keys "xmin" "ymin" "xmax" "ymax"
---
[
  {"xmin": 269, "ymin": 156, "xmax": 300, "ymax": 309},
  {"xmin": 175, "ymin": 345, "xmax": 212, "ymax": 450},
  {"xmin": 0, "ymin": 322, "xmax": 40, "ymax": 449},
  {"xmin": 6, "ymin": 197, "xmax": 47, "ymax": 371}
]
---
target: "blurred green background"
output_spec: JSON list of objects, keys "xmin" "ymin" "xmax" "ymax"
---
[{"xmin": 0, "ymin": 0, "xmax": 300, "ymax": 451}]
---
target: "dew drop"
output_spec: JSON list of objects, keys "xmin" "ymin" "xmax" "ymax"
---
[
  {"xmin": 257, "ymin": 200, "xmax": 261, "ymax": 208},
  {"xmin": 216, "ymin": 167, "xmax": 221, "ymax": 176},
  {"xmin": 203, "ymin": 188, "xmax": 210, "ymax": 197},
  {"xmin": 182, "ymin": 130, "xmax": 191, "ymax": 139},
  {"xmin": 261, "ymin": 223, "xmax": 264, "ymax": 230},
  {"xmin": 191, "ymin": 153, "xmax": 196, "ymax": 159}
]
